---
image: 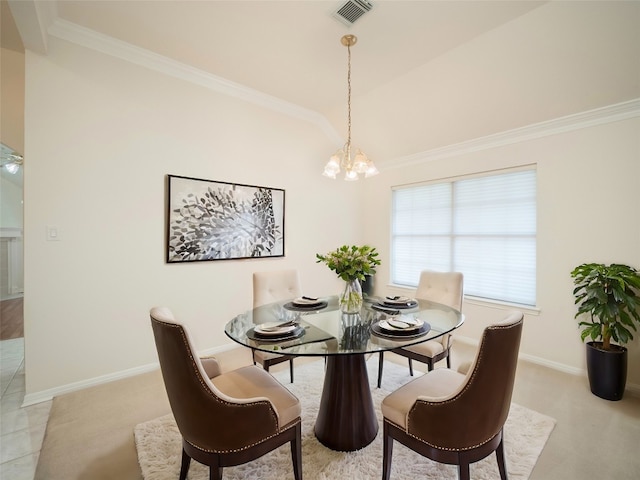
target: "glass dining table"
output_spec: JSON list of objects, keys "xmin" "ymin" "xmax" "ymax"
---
[{"xmin": 224, "ymin": 295, "xmax": 464, "ymax": 451}]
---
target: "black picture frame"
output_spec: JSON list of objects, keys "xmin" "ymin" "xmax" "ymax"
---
[{"xmin": 166, "ymin": 175, "xmax": 285, "ymax": 263}]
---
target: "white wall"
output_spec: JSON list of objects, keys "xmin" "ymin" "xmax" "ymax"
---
[
  {"xmin": 22, "ymin": 21, "xmax": 640, "ymax": 400},
  {"xmin": 351, "ymin": 1, "xmax": 640, "ymax": 161},
  {"xmin": 23, "ymin": 37, "xmax": 363, "ymax": 398},
  {"xmin": 363, "ymin": 115, "xmax": 640, "ymax": 388},
  {"xmin": 0, "ymin": 46, "xmax": 25, "ymax": 154}
]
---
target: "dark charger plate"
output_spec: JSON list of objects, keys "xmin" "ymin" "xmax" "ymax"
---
[
  {"xmin": 283, "ymin": 301, "xmax": 328, "ymax": 311},
  {"xmin": 248, "ymin": 325, "xmax": 305, "ymax": 341},
  {"xmin": 371, "ymin": 321, "xmax": 431, "ymax": 339}
]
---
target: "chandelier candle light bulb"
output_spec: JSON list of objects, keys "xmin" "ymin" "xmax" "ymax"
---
[{"xmin": 323, "ymin": 35, "xmax": 379, "ymax": 181}]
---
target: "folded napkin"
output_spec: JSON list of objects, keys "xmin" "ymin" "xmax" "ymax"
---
[
  {"xmin": 257, "ymin": 320, "xmax": 298, "ymax": 331},
  {"xmin": 386, "ymin": 318, "xmax": 423, "ymax": 330},
  {"xmin": 254, "ymin": 322, "xmax": 300, "ymax": 336},
  {"xmin": 382, "ymin": 296, "xmax": 418, "ymax": 307},
  {"xmin": 384, "ymin": 296, "xmax": 412, "ymax": 303},
  {"xmin": 293, "ymin": 296, "xmax": 321, "ymax": 306},
  {"xmin": 374, "ymin": 318, "xmax": 429, "ymax": 338}
]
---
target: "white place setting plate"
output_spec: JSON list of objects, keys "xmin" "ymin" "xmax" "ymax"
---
[
  {"xmin": 380, "ymin": 318, "xmax": 424, "ymax": 332},
  {"xmin": 254, "ymin": 323, "xmax": 299, "ymax": 336}
]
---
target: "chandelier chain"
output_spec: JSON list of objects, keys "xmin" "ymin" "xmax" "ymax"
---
[
  {"xmin": 322, "ymin": 34, "xmax": 378, "ymax": 180},
  {"xmin": 346, "ymin": 42, "xmax": 352, "ymax": 151}
]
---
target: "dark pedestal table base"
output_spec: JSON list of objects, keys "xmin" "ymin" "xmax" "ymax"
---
[{"xmin": 314, "ymin": 354, "xmax": 379, "ymax": 451}]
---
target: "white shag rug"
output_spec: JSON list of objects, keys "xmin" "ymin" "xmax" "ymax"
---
[{"xmin": 135, "ymin": 359, "xmax": 555, "ymax": 480}]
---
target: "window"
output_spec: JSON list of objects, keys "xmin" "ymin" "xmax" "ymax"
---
[{"xmin": 391, "ymin": 169, "xmax": 536, "ymax": 306}]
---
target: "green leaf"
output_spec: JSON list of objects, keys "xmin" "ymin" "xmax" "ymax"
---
[{"xmin": 571, "ymin": 262, "xmax": 640, "ymax": 346}]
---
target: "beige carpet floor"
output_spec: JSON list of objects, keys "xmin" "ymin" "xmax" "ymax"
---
[
  {"xmin": 34, "ymin": 342, "xmax": 640, "ymax": 480},
  {"xmin": 35, "ymin": 369, "xmax": 170, "ymax": 480},
  {"xmin": 35, "ymin": 345, "xmax": 260, "ymax": 480},
  {"xmin": 36, "ymin": 352, "xmax": 556, "ymax": 480},
  {"xmin": 134, "ymin": 359, "xmax": 555, "ymax": 480}
]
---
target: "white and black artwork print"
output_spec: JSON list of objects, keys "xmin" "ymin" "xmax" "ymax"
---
[{"xmin": 166, "ymin": 175, "xmax": 285, "ymax": 263}]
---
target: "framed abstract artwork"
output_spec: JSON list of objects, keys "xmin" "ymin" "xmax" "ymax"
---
[{"xmin": 166, "ymin": 175, "xmax": 285, "ymax": 263}]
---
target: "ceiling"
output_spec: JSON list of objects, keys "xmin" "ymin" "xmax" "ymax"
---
[
  {"xmin": 3, "ymin": 0, "xmax": 640, "ymax": 166},
  {"xmin": 51, "ymin": 0, "xmax": 545, "ymax": 115}
]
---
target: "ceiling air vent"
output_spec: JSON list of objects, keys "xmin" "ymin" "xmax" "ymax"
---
[{"xmin": 332, "ymin": 0, "xmax": 373, "ymax": 26}]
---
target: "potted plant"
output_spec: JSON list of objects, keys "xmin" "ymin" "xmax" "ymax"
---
[{"xmin": 571, "ymin": 263, "xmax": 640, "ymax": 400}]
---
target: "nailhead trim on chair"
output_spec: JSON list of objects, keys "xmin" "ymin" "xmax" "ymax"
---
[
  {"xmin": 405, "ymin": 320, "xmax": 521, "ymax": 451},
  {"xmin": 186, "ymin": 418, "xmax": 302, "ymax": 454},
  {"xmin": 385, "ymin": 416, "xmax": 495, "ymax": 453},
  {"xmin": 156, "ymin": 318, "xmax": 283, "ymax": 453},
  {"xmin": 405, "ymin": 425, "xmax": 495, "ymax": 452}
]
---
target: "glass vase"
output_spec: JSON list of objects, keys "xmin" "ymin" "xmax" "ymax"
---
[{"xmin": 340, "ymin": 278, "xmax": 363, "ymax": 314}]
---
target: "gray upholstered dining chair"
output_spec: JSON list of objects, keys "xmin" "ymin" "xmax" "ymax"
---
[
  {"xmin": 251, "ymin": 269, "xmax": 302, "ymax": 383},
  {"xmin": 381, "ymin": 310, "xmax": 524, "ymax": 480},
  {"xmin": 150, "ymin": 307, "xmax": 302, "ymax": 480},
  {"xmin": 377, "ymin": 270, "xmax": 464, "ymax": 388}
]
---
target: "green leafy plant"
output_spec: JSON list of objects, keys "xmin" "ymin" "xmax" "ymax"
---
[
  {"xmin": 571, "ymin": 263, "xmax": 640, "ymax": 350},
  {"xmin": 316, "ymin": 245, "xmax": 381, "ymax": 282}
]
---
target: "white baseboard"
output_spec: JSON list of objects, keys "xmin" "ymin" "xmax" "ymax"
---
[
  {"xmin": 23, "ymin": 338, "xmax": 640, "ymax": 406},
  {"xmin": 22, "ymin": 342, "xmax": 241, "ymax": 407},
  {"xmin": 454, "ymin": 335, "xmax": 640, "ymax": 399}
]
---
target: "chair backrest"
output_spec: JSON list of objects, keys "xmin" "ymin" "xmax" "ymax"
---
[
  {"xmin": 253, "ymin": 269, "xmax": 303, "ymax": 308},
  {"xmin": 415, "ymin": 270, "xmax": 464, "ymax": 311},
  {"xmin": 408, "ymin": 311, "xmax": 524, "ymax": 450},
  {"xmin": 149, "ymin": 307, "xmax": 278, "ymax": 452}
]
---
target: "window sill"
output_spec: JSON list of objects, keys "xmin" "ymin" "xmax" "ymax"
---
[
  {"xmin": 386, "ymin": 284, "xmax": 541, "ymax": 316},
  {"xmin": 463, "ymin": 296, "xmax": 540, "ymax": 316}
]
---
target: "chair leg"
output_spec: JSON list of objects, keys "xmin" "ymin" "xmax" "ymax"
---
[
  {"xmin": 382, "ymin": 423, "xmax": 393, "ymax": 480},
  {"xmin": 291, "ymin": 423, "xmax": 303, "ymax": 480},
  {"xmin": 496, "ymin": 437, "xmax": 509, "ymax": 480},
  {"xmin": 209, "ymin": 466, "xmax": 223, "ymax": 480},
  {"xmin": 377, "ymin": 352, "xmax": 384, "ymax": 388},
  {"xmin": 179, "ymin": 449, "xmax": 191, "ymax": 480},
  {"xmin": 457, "ymin": 462, "xmax": 471, "ymax": 480},
  {"xmin": 446, "ymin": 352, "xmax": 452, "ymax": 368},
  {"xmin": 427, "ymin": 359, "xmax": 434, "ymax": 372},
  {"xmin": 408, "ymin": 358, "xmax": 414, "ymax": 376},
  {"xmin": 289, "ymin": 358, "xmax": 295, "ymax": 383}
]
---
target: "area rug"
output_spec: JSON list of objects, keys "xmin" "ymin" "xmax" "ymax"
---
[{"xmin": 135, "ymin": 359, "xmax": 555, "ymax": 480}]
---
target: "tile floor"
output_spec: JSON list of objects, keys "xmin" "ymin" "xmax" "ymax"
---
[{"xmin": 0, "ymin": 338, "xmax": 51, "ymax": 480}]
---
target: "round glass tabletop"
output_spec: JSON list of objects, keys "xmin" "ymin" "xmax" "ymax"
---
[{"xmin": 225, "ymin": 295, "xmax": 464, "ymax": 357}]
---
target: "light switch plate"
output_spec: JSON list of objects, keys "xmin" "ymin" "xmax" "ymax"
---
[{"xmin": 46, "ymin": 225, "xmax": 60, "ymax": 241}]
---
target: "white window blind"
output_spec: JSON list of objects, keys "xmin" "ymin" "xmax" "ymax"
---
[{"xmin": 392, "ymin": 169, "xmax": 537, "ymax": 306}]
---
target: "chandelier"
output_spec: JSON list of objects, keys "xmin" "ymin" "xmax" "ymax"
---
[{"xmin": 323, "ymin": 35, "xmax": 378, "ymax": 181}]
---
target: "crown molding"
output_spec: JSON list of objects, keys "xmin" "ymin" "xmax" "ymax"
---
[
  {"xmin": 7, "ymin": 0, "xmax": 55, "ymax": 54},
  {"xmin": 46, "ymin": 19, "xmax": 342, "ymax": 145},
  {"xmin": 382, "ymin": 98, "xmax": 640, "ymax": 169},
  {"xmin": 43, "ymin": 19, "xmax": 639, "ymax": 165}
]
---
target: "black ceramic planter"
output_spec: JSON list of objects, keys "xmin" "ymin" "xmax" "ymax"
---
[
  {"xmin": 586, "ymin": 341, "xmax": 627, "ymax": 401},
  {"xmin": 360, "ymin": 275, "xmax": 375, "ymax": 297}
]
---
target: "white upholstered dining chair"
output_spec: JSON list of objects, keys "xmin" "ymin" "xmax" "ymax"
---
[
  {"xmin": 377, "ymin": 270, "xmax": 464, "ymax": 388},
  {"xmin": 251, "ymin": 269, "xmax": 303, "ymax": 383}
]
